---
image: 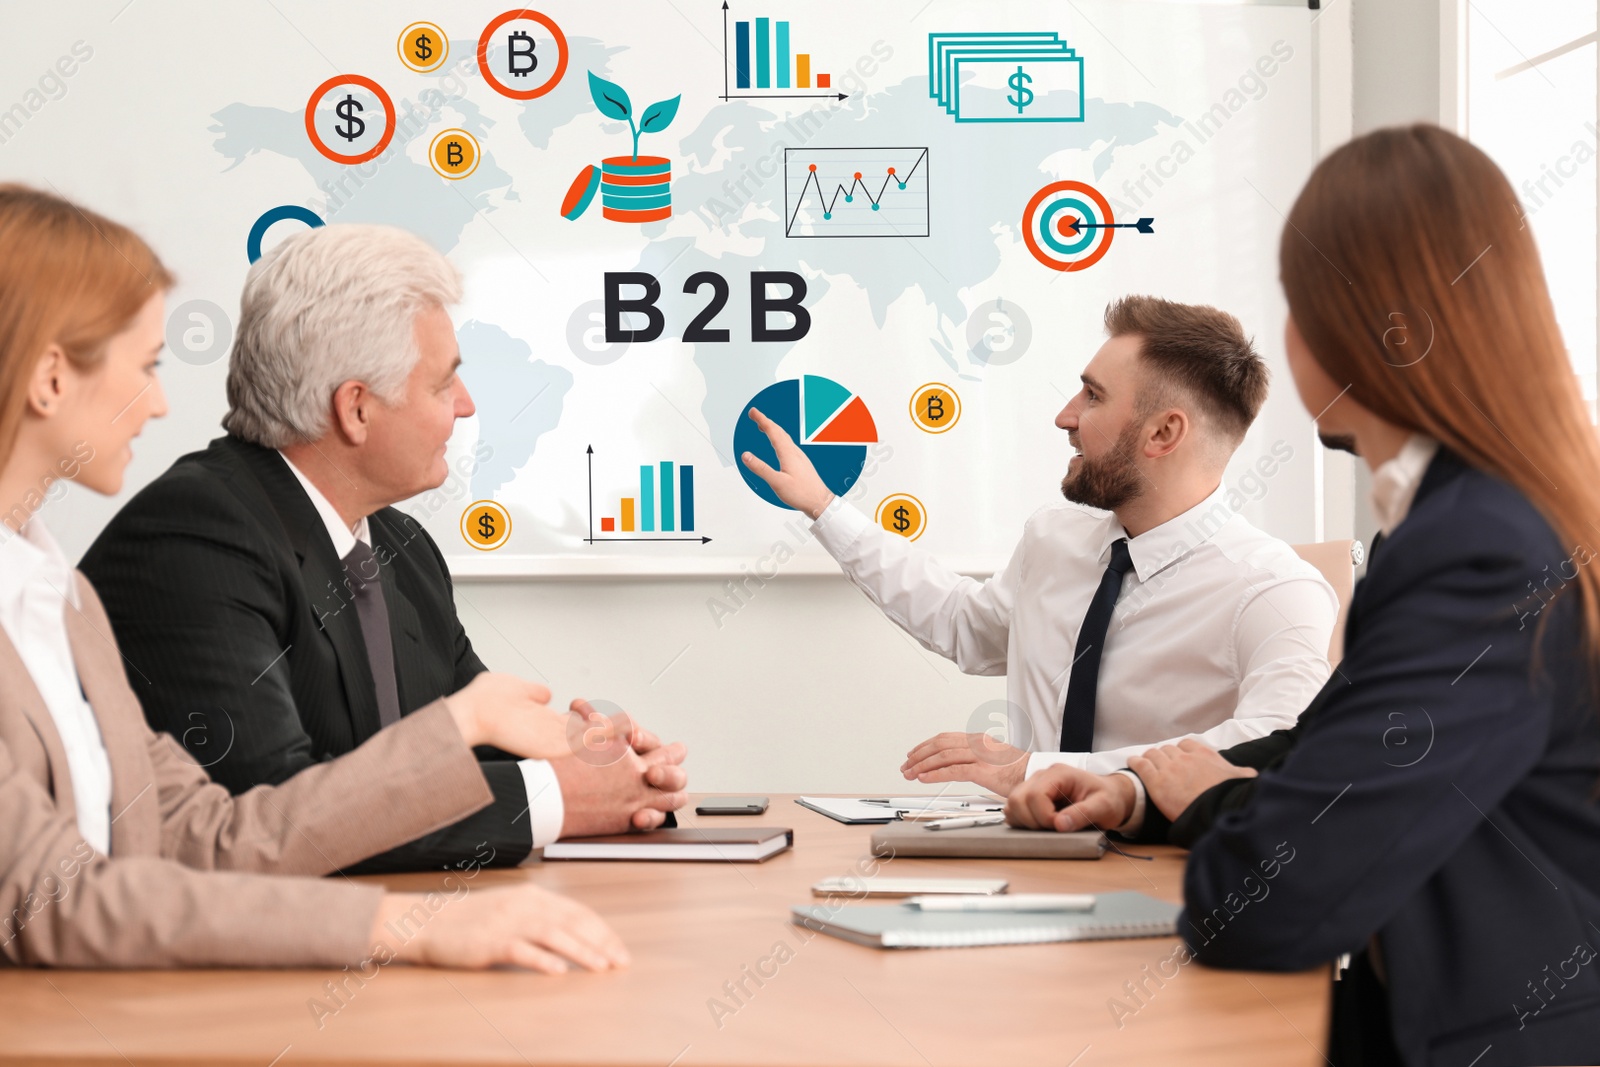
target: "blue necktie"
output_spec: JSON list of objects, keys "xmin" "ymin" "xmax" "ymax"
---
[{"xmin": 1059, "ymin": 537, "xmax": 1134, "ymax": 751}]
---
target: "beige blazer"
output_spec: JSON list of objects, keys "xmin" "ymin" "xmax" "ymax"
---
[{"xmin": 0, "ymin": 571, "xmax": 494, "ymax": 968}]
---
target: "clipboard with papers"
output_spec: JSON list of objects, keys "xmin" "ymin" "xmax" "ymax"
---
[{"xmin": 795, "ymin": 795, "xmax": 1006, "ymax": 825}]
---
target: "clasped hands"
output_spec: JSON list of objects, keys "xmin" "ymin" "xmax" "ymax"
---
[
  {"xmin": 371, "ymin": 675, "xmax": 687, "ymax": 976},
  {"xmin": 897, "ymin": 726, "xmax": 1257, "ymax": 833},
  {"xmin": 447, "ymin": 672, "xmax": 688, "ymax": 835},
  {"xmin": 1005, "ymin": 738, "xmax": 1258, "ymax": 833}
]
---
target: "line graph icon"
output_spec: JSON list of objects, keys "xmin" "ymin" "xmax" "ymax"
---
[{"xmin": 783, "ymin": 147, "xmax": 930, "ymax": 238}]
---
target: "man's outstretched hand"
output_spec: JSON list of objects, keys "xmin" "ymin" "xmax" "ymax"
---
[
  {"xmin": 739, "ymin": 407, "xmax": 835, "ymax": 519},
  {"xmin": 901, "ymin": 731, "xmax": 1029, "ymax": 796}
]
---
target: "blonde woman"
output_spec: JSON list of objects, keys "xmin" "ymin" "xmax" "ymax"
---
[{"xmin": 0, "ymin": 184, "xmax": 627, "ymax": 974}]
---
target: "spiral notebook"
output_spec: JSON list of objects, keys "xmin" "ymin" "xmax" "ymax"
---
[
  {"xmin": 790, "ymin": 891, "xmax": 1180, "ymax": 949},
  {"xmin": 869, "ymin": 822, "xmax": 1106, "ymax": 859}
]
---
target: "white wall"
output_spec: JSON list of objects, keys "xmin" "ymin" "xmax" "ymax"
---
[
  {"xmin": 458, "ymin": 573, "xmax": 1004, "ymax": 794},
  {"xmin": 1353, "ymin": 0, "xmax": 1442, "ymax": 131},
  {"xmin": 1345, "ymin": 0, "xmax": 1449, "ymax": 560}
]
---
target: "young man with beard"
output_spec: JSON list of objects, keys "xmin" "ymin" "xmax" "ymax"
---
[{"xmin": 741, "ymin": 296, "xmax": 1335, "ymax": 822}]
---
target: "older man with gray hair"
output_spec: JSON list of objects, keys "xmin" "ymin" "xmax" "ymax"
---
[{"xmin": 82, "ymin": 224, "xmax": 688, "ymax": 873}]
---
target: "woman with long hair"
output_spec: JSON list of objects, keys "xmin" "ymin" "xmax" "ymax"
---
[
  {"xmin": 1007, "ymin": 125, "xmax": 1600, "ymax": 1065},
  {"xmin": 0, "ymin": 184, "xmax": 629, "ymax": 973}
]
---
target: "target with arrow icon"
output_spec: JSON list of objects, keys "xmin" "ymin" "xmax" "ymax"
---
[{"xmin": 1021, "ymin": 180, "xmax": 1153, "ymax": 271}]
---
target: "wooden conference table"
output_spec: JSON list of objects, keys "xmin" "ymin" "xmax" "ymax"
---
[{"xmin": 0, "ymin": 795, "xmax": 1328, "ymax": 1066}]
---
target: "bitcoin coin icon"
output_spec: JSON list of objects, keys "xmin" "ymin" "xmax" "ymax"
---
[
  {"xmin": 429, "ymin": 128, "xmax": 481, "ymax": 180},
  {"xmin": 398, "ymin": 22, "xmax": 449, "ymax": 73},
  {"xmin": 507, "ymin": 29, "xmax": 537, "ymax": 76},
  {"xmin": 477, "ymin": 10, "xmax": 568, "ymax": 100},
  {"xmin": 909, "ymin": 382, "xmax": 962, "ymax": 434},
  {"xmin": 875, "ymin": 494, "xmax": 927, "ymax": 541},
  {"xmin": 461, "ymin": 500, "xmax": 511, "ymax": 551}
]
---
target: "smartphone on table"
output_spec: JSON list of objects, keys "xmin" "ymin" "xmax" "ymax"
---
[{"xmin": 694, "ymin": 796, "xmax": 770, "ymax": 815}]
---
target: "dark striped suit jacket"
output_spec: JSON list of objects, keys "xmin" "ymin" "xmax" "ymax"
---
[{"xmin": 80, "ymin": 434, "xmax": 532, "ymax": 873}]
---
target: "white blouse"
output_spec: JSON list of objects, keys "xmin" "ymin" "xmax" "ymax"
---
[{"xmin": 0, "ymin": 519, "xmax": 112, "ymax": 853}]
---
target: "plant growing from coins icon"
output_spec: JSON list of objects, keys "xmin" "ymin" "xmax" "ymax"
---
[{"xmin": 587, "ymin": 71, "xmax": 680, "ymax": 160}]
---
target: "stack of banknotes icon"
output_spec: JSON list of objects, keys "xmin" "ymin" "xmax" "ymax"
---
[{"xmin": 928, "ymin": 32, "xmax": 1085, "ymax": 123}]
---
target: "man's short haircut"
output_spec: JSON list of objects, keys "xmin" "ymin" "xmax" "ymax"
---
[
  {"xmin": 223, "ymin": 224, "xmax": 463, "ymax": 448},
  {"xmin": 1103, "ymin": 295, "xmax": 1268, "ymax": 443}
]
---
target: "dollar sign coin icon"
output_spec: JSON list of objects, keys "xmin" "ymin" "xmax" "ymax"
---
[
  {"xmin": 1007, "ymin": 66, "xmax": 1034, "ymax": 114},
  {"xmin": 305, "ymin": 75, "xmax": 396, "ymax": 165},
  {"xmin": 875, "ymin": 494, "xmax": 927, "ymax": 541},
  {"xmin": 910, "ymin": 382, "xmax": 962, "ymax": 434},
  {"xmin": 429, "ymin": 128, "xmax": 481, "ymax": 180},
  {"xmin": 462, "ymin": 500, "xmax": 512, "ymax": 550},
  {"xmin": 334, "ymin": 94, "xmax": 366, "ymax": 143},
  {"xmin": 398, "ymin": 22, "xmax": 449, "ymax": 73}
]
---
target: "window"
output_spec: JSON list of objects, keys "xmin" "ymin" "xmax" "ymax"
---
[{"xmin": 1464, "ymin": 3, "xmax": 1598, "ymax": 417}]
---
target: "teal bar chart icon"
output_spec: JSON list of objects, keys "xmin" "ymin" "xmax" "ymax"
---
[
  {"xmin": 723, "ymin": 6, "xmax": 846, "ymax": 99},
  {"xmin": 587, "ymin": 447, "xmax": 709, "ymax": 543}
]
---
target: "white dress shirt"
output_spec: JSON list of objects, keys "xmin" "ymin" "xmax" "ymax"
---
[
  {"xmin": 810, "ymin": 484, "xmax": 1338, "ymax": 786},
  {"xmin": 279, "ymin": 454, "xmax": 565, "ymax": 853},
  {"xmin": 1371, "ymin": 435, "xmax": 1439, "ymax": 536},
  {"xmin": 1116, "ymin": 436, "xmax": 1441, "ymax": 834},
  {"xmin": 0, "ymin": 519, "xmax": 113, "ymax": 853}
]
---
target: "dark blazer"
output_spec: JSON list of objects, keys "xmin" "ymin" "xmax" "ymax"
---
[
  {"xmin": 1132, "ymin": 449, "xmax": 1600, "ymax": 1066},
  {"xmin": 80, "ymin": 435, "xmax": 533, "ymax": 873}
]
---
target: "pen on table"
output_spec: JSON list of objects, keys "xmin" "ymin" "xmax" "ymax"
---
[
  {"xmin": 923, "ymin": 813, "xmax": 1007, "ymax": 831},
  {"xmin": 861, "ymin": 799, "xmax": 1003, "ymax": 808},
  {"xmin": 908, "ymin": 893, "xmax": 1096, "ymax": 912},
  {"xmin": 899, "ymin": 809, "xmax": 984, "ymax": 822}
]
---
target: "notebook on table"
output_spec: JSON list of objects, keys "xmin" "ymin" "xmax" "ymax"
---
[
  {"xmin": 791, "ymin": 891, "xmax": 1180, "ymax": 948},
  {"xmin": 869, "ymin": 822, "xmax": 1107, "ymax": 859},
  {"xmin": 542, "ymin": 827, "xmax": 793, "ymax": 862}
]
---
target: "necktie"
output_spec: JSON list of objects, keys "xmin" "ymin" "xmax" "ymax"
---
[
  {"xmin": 1059, "ymin": 537, "xmax": 1134, "ymax": 751},
  {"xmin": 342, "ymin": 541, "xmax": 402, "ymax": 730}
]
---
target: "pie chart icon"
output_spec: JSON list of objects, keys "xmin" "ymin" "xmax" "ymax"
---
[{"xmin": 735, "ymin": 376, "xmax": 878, "ymax": 509}]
